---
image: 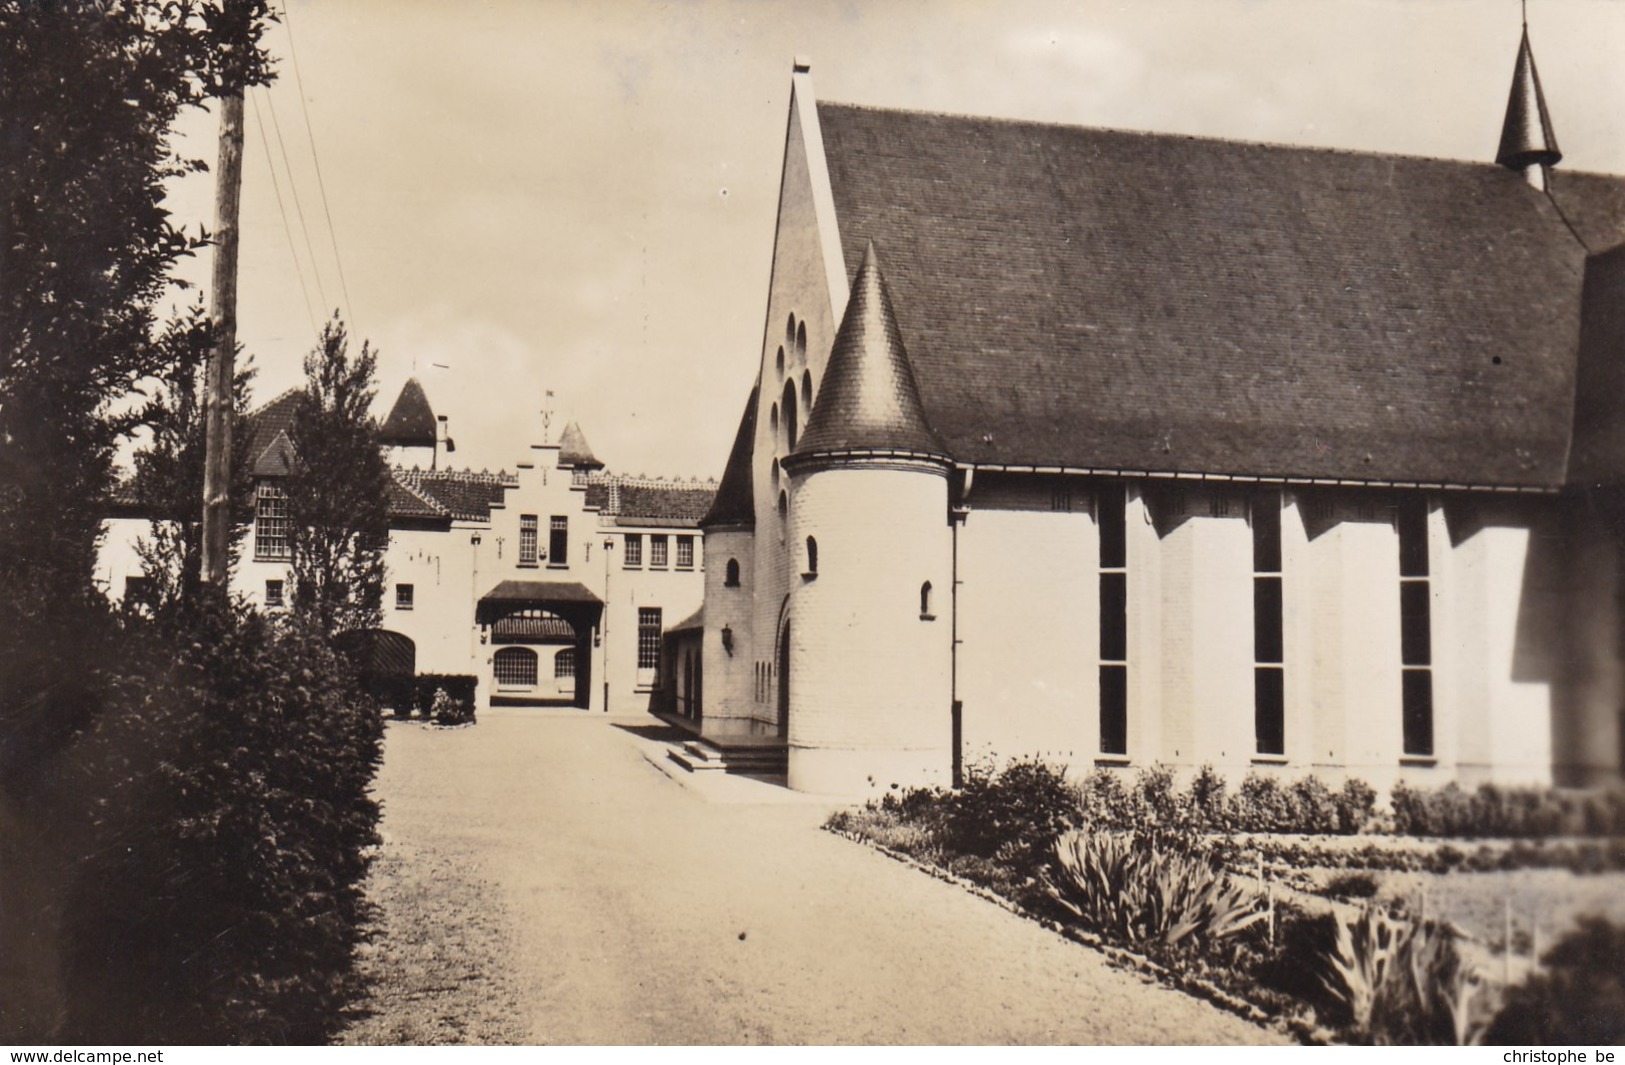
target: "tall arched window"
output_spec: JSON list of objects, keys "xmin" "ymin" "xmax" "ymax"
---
[
  {"xmin": 725, "ymin": 558, "xmax": 740, "ymax": 587},
  {"xmin": 775, "ymin": 346, "xmax": 785, "ymax": 378},
  {"xmin": 493, "ymin": 646, "xmax": 538, "ymax": 687},
  {"xmin": 786, "ymin": 313, "xmax": 797, "ymax": 349},
  {"xmin": 920, "ymin": 581, "xmax": 934, "ymax": 618},
  {"xmin": 802, "ymin": 369, "xmax": 813, "ymax": 419},
  {"xmin": 795, "ymin": 320, "xmax": 807, "ymax": 358},
  {"xmin": 805, "ymin": 535, "xmax": 818, "ymax": 576},
  {"xmin": 782, "ymin": 381, "xmax": 798, "ymax": 450}
]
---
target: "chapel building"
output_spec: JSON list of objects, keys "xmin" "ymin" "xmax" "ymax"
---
[{"xmin": 678, "ymin": 35, "xmax": 1625, "ymax": 795}]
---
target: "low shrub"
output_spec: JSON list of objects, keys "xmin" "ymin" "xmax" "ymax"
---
[
  {"xmin": 1391, "ymin": 781, "xmax": 1625, "ymax": 839},
  {"xmin": 942, "ymin": 758, "xmax": 1081, "ymax": 888},
  {"xmin": 429, "ymin": 685, "xmax": 475, "ymax": 727},
  {"xmin": 1325, "ymin": 871, "xmax": 1381, "ymax": 899},
  {"xmin": 1487, "ymin": 916, "xmax": 1625, "ymax": 1044},
  {"xmin": 1043, "ymin": 829, "xmax": 1264, "ymax": 957},
  {"xmin": 1320, "ymin": 907, "xmax": 1489, "ymax": 1045},
  {"xmin": 1336, "ymin": 778, "xmax": 1379, "ymax": 835},
  {"xmin": 52, "ymin": 602, "xmax": 384, "ymax": 1043}
]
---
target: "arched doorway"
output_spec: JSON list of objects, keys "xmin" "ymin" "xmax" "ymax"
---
[{"xmin": 776, "ymin": 620, "xmax": 791, "ymax": 739}]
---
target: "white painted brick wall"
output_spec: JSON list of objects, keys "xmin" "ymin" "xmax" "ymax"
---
[{"xmin": 785, "ymin": 464, "xmax": 952, "ymax": 793}]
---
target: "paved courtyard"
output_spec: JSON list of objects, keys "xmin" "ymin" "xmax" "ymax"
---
[{"xmin": 340, "ymin": 710, "xmax": 1287, "ymax": 1045}]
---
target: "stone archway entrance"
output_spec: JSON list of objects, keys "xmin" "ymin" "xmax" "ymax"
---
[{"xmin": 478, "ymin": 580, "xmax": 604, "ymax": 709}]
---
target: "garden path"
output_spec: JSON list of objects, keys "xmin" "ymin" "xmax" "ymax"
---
[{"xmin": 339, "ymin": 710, "xmax": 1288, "ymax": 1045}]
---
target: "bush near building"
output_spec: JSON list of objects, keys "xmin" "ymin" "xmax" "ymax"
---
[{"xmin": 5, "ymin": 602, "xmax": 383, "ymax": 1043}]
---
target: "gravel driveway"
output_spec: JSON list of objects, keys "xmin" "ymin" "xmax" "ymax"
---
[{"xmin": 339, "ymin": 710, "xmax": 1286, "ymax": 1045}]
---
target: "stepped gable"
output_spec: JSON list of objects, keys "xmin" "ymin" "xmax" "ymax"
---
[
  {"xmin": 701, "ymin": 385, "xmax": 758, "ymax": 529},
  {"xmin": 379, "ymin": 378, "xmax": 437, "ymax": 448},
  {"xmin": 815, "ymin": 101, "xmax": 1625, "ymax": 488}
]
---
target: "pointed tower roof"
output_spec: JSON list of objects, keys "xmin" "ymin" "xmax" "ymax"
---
[
  {"xmin": 557, "ymin": 420, "xmax": 604, "ymax": 469},
  {"xmin": 1496, "ymin": 25, "xmax": 1561, "ymax": 171},
  {"xmin": 788, "ymin": 242, "xmax": 949, "ymax": 466},
  {"xmin": 379, "ymin": 378, "xmax": 437, "ymax": 447},
  {"xmin": 701, "ymin": 384, "xmax": 758, "ymax": 529}
]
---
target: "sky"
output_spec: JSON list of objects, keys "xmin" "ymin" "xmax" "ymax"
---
[{"xmin": 157, "ymin": 0, "xmax": 1625, "ymax": 481}]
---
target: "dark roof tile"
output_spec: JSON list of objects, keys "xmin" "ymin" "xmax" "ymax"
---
[
  {"xmin": 379, "ymin": 378, "xmax": 437, "ymax": 447},
  {"xmin": 701, "ymin": 385, "xmax": 758, "ymax": 528},
  {"xmin": 792, "ymin": 242, "xmax": 948, "ymax": 464},
  {"xmin": 816, "ymin": 101, "xmax": 1625, "ymax": 488}
]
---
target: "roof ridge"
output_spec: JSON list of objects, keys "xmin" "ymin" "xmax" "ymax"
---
[
  {"xmin": 247, "ymin": 386, "xmax": 303, "ymax": 419},
  {"xmin": 817, "ymin": 99, "xmax": 1625, "ymax": 179}
]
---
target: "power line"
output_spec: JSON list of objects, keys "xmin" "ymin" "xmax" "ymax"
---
[
  {"xmin": 250, "ymin": 88, "xmax": 321, "ymax": 337},
  {"xmin": 280, "ymin": 1, "xmax": 356, "ymax": 333},
  {"xmin": 261, "ymin": 76, "xmax": 331, "ymax": 317}
]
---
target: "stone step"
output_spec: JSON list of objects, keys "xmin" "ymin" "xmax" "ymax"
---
[{"xmin": 666, "ymin": 737, "xmax": 787, "ymax": 774}]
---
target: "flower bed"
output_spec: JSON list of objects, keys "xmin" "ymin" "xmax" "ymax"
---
[{"xmin": 825, "ymin": 758, "xmax": 1625, "ymax": 1045}]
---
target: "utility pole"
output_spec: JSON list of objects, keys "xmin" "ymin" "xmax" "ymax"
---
[{"xmin": 201, "ymin": 89, "xmax": 245, "ymax": 590}]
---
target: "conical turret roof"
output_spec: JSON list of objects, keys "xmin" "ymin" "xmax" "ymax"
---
[
  {"xmin": 1496, "ymin": 26, "xmax": 1561, "ymax": 171},
  {"xmin": 379, "ymin": 378, "xmax": 437, "ymax": 447},
  {"xmin": 789, "ymin": 242, "xmax": 949, "ymax": 465},
  {"xmin": 701, "ymin": 384, "xmax": 758, "ymax": 529},
  {"xmin": 557, "ymin": 420, "xmax": 604, "ymax": 469}
]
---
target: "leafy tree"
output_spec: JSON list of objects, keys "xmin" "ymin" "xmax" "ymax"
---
[
  {"xmin": 128, "ymin": 301, "xmax": 257, "ymax": 614},
  {"xmin": 0, "ymin": 0, "xmax": 277, "ymax": 635},
  {"xmin": 287, "ymin": 315, "xmax": 392, "ymax": 639}
]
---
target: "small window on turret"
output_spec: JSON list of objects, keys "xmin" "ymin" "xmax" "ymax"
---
[
  {"xmin": 920, "ymin": 581, "xmax": 935, "ymax": 620},
  {"xmin": 725, "ymin": 558, "xmax": 740, "ymax": 587},
  {"xmin": 805, "ymin": 536, "xmax": 818, "ymax": 578}
]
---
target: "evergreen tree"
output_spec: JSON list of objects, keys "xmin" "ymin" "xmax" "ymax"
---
[
  {"xmin": 128, "ymin": 301, "xmax": 256, "ymax": 614},
  {"xmin": 287, "ymin": 315, "xmax": 391, "ymax": 639}
]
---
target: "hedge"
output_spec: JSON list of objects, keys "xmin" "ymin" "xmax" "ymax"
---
[{"xmin": 8, "ymin": 601, "xmax": 384, "ymax": 1043}]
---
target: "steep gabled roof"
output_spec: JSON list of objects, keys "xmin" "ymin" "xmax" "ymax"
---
[
  {"xmin": 790, "ymin": 241, "xmax": 947, "ymax": 466},
  {"xmin": 701, "ymin": 385, "xmax": 758, "ymax": 528},
  {"xmin": 243, "ymin": 388, "xmax": 302, "ymax": 473},
  {"xmin": 814, "ymin": 101, "xmax": 1625, "ymax": 488},
  {"xmin": 251, "ymin": 429, "xmax": 297, "ymax": 478},
  {"xmin": 379, "ymin": 378, "xmax": 437, "ymax": 448}
]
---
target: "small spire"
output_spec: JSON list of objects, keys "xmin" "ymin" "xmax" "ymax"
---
[
  {"xmin": 379, "ymin": 377, "xmax": 437, "ymax": 448},
  {"xmin": 790, "ymin": 242, "xmax": 948, "ymax": 464},
  {"xmin": 557, "ymin": 420, "xmax": 604, "ymax": 470},
  {"xmin": 1496, "ymin": 23, "xmax": 1561, "ymax": 182}
]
